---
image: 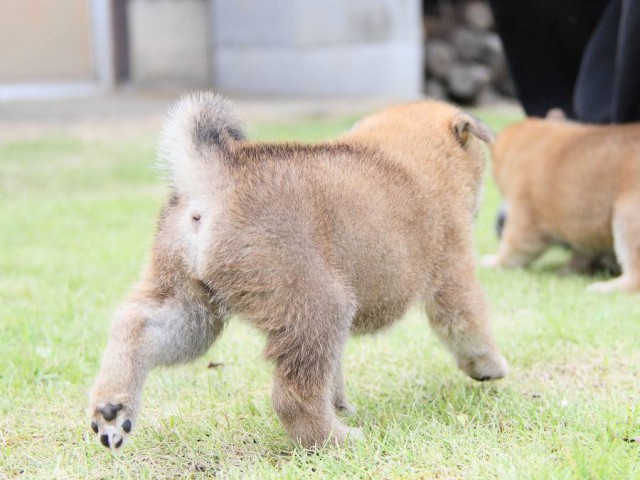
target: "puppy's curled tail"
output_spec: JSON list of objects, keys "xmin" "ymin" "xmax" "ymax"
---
[{"xmin": 158, "ymin": 91, "xmax": 244, "ymax": 197}]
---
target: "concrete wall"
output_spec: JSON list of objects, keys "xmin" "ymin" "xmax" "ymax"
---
[
  {"xmin": 129, "ymin": 0, "xmax": 211, "ymax": 87},
  {"xmin": 0, "ymin": 0, "xmax": 423, "ymax": 98},
  {"xmin": 0, "ymin": 0, "xmax": 94, "ymax": 83},
  {"xmin": 211, "ymin": 0, "xmax": 423, "ymax": 98}
]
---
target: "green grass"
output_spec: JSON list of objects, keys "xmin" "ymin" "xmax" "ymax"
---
[{"xmin": 1, "ymin": 110, "xmax": 639, "ymax": 479}]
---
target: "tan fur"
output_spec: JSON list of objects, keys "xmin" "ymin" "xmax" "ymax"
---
[
  {"xmin": 483, "ymin": 115, "xmax": 640, "ymax": 292},
  {"xmin": 89, "ymin": 93, "xmax": 507, "ymax": 451}
]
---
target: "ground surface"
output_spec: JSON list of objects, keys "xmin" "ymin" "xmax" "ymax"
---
[{"xmin": 1, "ymin": 103, "xmax": 639, "ymax": 479}]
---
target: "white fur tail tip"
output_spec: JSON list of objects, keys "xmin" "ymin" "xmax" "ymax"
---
[{"xmin": 157, "ymin": 92, "xmax": 244, "ymax": 194}]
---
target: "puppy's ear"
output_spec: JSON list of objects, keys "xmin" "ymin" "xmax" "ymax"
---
[{"xmin": 451, "ymin": 113, "xmax": 495, "ymax": 147}]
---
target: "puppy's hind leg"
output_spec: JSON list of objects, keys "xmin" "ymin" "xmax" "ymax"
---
[
  {"xmin": 427, "ymin": 256, "xmax": 508, "ymax": 381},
  {"xmin": 265, "ymin": 283, "xmax": 361, "ymax": 449},
  {"xmin": 89, "ymin": 276, "xmax": 224, "ymax": 450},
  {"xmin": 588, "ymin": 199, "xmax": 640, "ymax": 293},
  {"xmin": 332, "ymin": 362, "xmax": 356, "ymax": 416}
]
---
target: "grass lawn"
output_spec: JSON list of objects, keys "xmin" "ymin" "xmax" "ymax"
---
[{"xmin": 1, "ymin": 107, "xmax": 639, "ymax": 479}]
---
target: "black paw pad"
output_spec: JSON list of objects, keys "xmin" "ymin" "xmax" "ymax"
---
[
  {"xmin": 115, "ymin": 438, "xmax": 123, "ymax": 448},
  {"xmin": 100, "ymin": 434, "xmax": 110, "ymax": 448},
  {"xmin": 91, "ymin": 421, "xmax": 98, "ymax": 434},
  {"xmin": 99, "ymin": 403, "xmax": 123, "ymax": 421},
  {"xmin": 122, "ymin": 419, "xmax": 132, "ymax": 433}
]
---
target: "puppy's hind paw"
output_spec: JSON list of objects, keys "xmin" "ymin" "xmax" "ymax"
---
[
  {"xmin": 463, "ymin": 352, "xmax": 509, "ymax": 382},
  {"xmin": 332, "ymin": 426, "xmax": 364, "ymax": 446},
  {"xmin": 89, "ymin": 399, "xmax": 135, "ymax": 451}
]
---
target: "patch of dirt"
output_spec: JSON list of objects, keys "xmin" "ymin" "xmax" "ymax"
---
[{"xmin": 520, "ymin": 349, "xmax": 640, "ymax": 397}]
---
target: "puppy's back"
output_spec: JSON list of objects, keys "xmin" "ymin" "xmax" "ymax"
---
[{"xmin": 218, "ymin": 141, "xmax": 434, "ymax": 301}]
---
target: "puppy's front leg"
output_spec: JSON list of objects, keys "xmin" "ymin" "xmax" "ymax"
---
[
  {"xmin": 427, "ymin": 257, "xmax": 508, "ymax": 381},
  {"xmin": 332, "ymin": 362, "xmax": 356, "ymax": 416},
  {"xmin": 89, "ymin": 294, "xmax": 222, "ymax": 450},
  {"xmin": 482, "ymin": 208, "xmax": 548, "ymax": 269}
]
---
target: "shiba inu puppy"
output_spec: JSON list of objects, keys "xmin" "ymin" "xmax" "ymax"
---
[
  {"xmin": 484, "ymin": 112, "xmax": 640, "ymax": 292},
  {"xmin": 89, "ymin": 93, "xmax": 507, "ymax": 451}
]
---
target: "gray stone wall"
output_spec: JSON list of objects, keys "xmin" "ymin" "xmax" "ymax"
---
[{"xmin": 210, "ymin": 0, "xmax": 424, "ymax": 98}]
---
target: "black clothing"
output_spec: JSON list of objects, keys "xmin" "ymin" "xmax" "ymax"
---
[{"xmin": 489, "ymin": 0, "xmax": 640, "ymax": 123}]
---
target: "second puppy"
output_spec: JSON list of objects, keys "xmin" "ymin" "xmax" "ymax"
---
[{"xmin": 484, "ymin": 113, "xmax": 640, "ymax": 292}]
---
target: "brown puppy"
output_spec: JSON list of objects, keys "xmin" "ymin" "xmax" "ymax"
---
[
  {"xmin": 89, "ymin": 93, "xmax": 507, "ymax": 451},
  {"xmin": 483, "ymin": 113, "xmax": 640, "ymax": 292}
]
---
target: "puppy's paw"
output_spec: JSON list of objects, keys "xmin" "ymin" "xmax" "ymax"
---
[
  {"xmin": 481, "ymin": 254, "xmax": 501, "ymax": 268},
  {"xmin": 298, "ymin": 423, "xmax": 364, "ymax": 449},
  {"xmin": 89, "ymin": 397, "xmax": 135, "ymax": 451},
  {"xmin": 462, "ymin": 352, "xmax": 509, "ymax": 382},
  {"xmin": 332, "ymin": 426, "xmax": 364, "ymax": 446},
  {"xmin": 587, "ymin": 276, "xmax": 639, "ymax": 293}
]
